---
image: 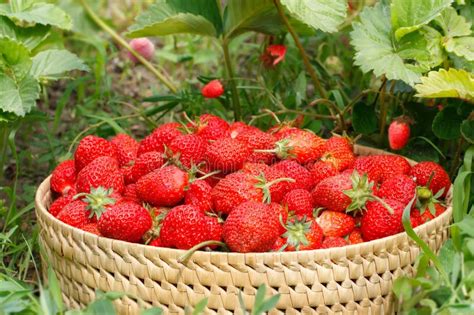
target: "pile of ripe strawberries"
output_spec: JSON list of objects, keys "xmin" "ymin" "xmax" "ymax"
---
[{"xmin": 48, "ymin": 114, "xmax": 451, "ymax": 253}]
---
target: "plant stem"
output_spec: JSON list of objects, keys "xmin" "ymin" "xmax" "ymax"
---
[
  {"xmin": 273, "ymin": 0, "xmax": 327, "ymax": 99},
  {"xmin": 378, "ymin": 77, "xmax": 388, "ymax": 138},
  {"xmin": 0, "ymin": 124, "xmax": 8, "ymax": 182},
  {"xmin": 78, "ymin": 0, "xmax": 178, "ymax": 93},
  {"xmin": 308, "ymin": 98, "xmax": 346, "ymax": 131},
  {"xmin": 222, "ymin": 39, "xmax": 242, "ymax": 121},
  {"xmin": 450, "ymin": 138, "xmax": 465, "ymax": 177}
]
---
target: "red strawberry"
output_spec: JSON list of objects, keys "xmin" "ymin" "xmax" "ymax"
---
[
  {"xmin": 262, "ymin": 128, "xmax": 326, "ymax": 164},
  {"xmin": 138, "ymin": 123, "xmax": 182, "ymax": 156},
  {"xmin": 241, "ymin": 162, "xmax": 270, "ymax": 176},
  {"xmin": 360, "ymin": 199, "xmax": 405, "ymax": 241},
  {"xmin": 317, "ymin": 210, "xmax": 355, "ymax": 237},
  {"xmin": 149, "ymin": 238, "xmax": 162, "ymax": 247},
  {"xmin": 204, "ymin": 138, "xmax": 250, "ymax": 173},
  {"xmin": 259, "ymin": 167, "xmax": 294, "ymax": 203},
  {"xmin": 201, "ymin": 80, "xmax": 224, "ymax": 98},
  {"xmin": 136, "ymin": 165, "xmax": 189, "ymax": 207},
  {"xmin": 74, "ymin": 135, "xmax": 117, "ymax": 171},
  {"xmin": 197, "ymin": 162, "xmax": 226, "ymax": 187},
  {"xmin": 160, "ymin": 205, "xmax": 222, "ymax": 249},
  {"xmin": 271, "ymin": 237, "xmax": 287, "ymax": 251},
  {"xmin": 236, "ymin": 128, "xmax": 276, "ymax": 164},
  {"xmin": 261, "ymin": 44, "xmax": 287, "ymax": 67},
  {"xmin": 123, "ymin": 184, "xmax": 140, "ymax": 203},
  {"xmin": 410, "ymin": 210, "xmax": 425, "ymax": 228},
  {"xmin": 267, "ymin": 124, "xmax": 296, "ymax": 137},
  {"xmin": 320, "ymin": 136, "xmax": 355, "ymax": 171},
  {"xmin": 268, "ymin": 202, "xmax": 288, "ymax": 235},
  {"xmin": 312, "ymin": 173, "xmax": 352, "ymax": 212},
  {"xmin": 284, "ymin": 217, "xmax": 324, "ymax": 251},
  {"xmin": 76, "ymin": 156, "xmax": 124, "ymax": 194},
  {"xmin": 128, "ymin": 38, "xmax": 155, "ymax": 62},
  {"xmin": 272, "ymin": 160, "xmax": 313, "ymax": 191},
  {"xmin": 168, "ymin": 134, "xmax": 207, "ymax": 168},
  {"xmin": 211, "ymin": 172, "xmax": 263, "ymax": 214},
  {"xmin": 229, "ymin": 122, "xmax": 255, "ymax": 139},
  {"xmin": 81, "ymin": 223, "xmax": 101, "ymax": 236},
  {"xmin": 410, "ymin": 161, "xmax": 450, "ymax": 198},
  {"xmin": 282, "ymin": 189, "xmax": 314, "ymax": 218},
  {"xmin": 192, "ymin": 114, "xmax": 230, "ymax": 141},
  {"xmin": 388, "ymin": 119, "xmax": 410, "ymax": 150},
  {"xmin": 110, "ymin": 133, "xmax": 139, "ymax": 166},
  {"xmin": 128, "ymin": 151, "xmax": 165, "ymax": 183},
  {"xmin": 51, "ymin": 160, "xmax": 76, "ymax": 195},
  {"xmin": 306, "ymin": 161, "xmax": 338, "ymax": 187},
  {"xmin": 223, "ymin": 201, "xmax": 280, "ymax": 253},
  {"xmin": 348, "ymin": 228, "xmax": 364, "ymax": 244},
  {"xmin": 321, "ymin": 236, "xmax": 347, "ymax": 248},
  {"xmin": 57, "ymin": 200, "xmax": 92, "ymax": 228},
  {"xmin": 98, "ymin": 201, "xmax": 152, "ymax": 242},
  {"xmin": 184, "ymin": 180, "xmax": 213, "ymax": 213},
  {"xmin": 377, "ymin": 174, "xmax": 417, "ymax": 207},
  {"xmin": 354, "ymin": 155, "xmax": 411, "ymax": 183},
  {"xmin": 49, "ymin": 195, "xmax": 73, "ymax": 217}
]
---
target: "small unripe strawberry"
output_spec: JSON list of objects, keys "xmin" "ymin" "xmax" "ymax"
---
[
  {"xmin": 128, "ymin": 38, "xmax": 155, "ymax": 63},
  {"xmin": 201, "ymin": 80, "xmax": 224, "ymax": 98},
  {"xmin": 388, "ymin": 119, "xmax": 411, "ymax": 150}
]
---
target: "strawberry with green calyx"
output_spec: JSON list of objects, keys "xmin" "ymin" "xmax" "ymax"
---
[
  {"xmin": 254, "ymin": 169, "xmax": 295, "ymax": 203},
  {"xmin": 98, "ymin": 201, "xmax": 153, "ymax": 243},
  {"xmin": 312, "ymin": 171, "xmax": 393, "ymax": 214},
  {"xmin": 283, "ymin": 216, "xmax": 324, "ymax": 251},
  {"xmin": 410, "ymin": 161, "xmax": 451, "ymax": 198},
  {"xmin": 73, "ymin": 187, "xmax": 122, "ymax": 219},
  {"xmin": 317, "ymin": 210, "xmax": 355, "ymax": 237},
  {"xmin": 255, "ymin": 128, "xmax": 326, "ymax": 164},
  {"xmin": 415, "ymin": 185, "xmax": 445, "ymax": 216}
]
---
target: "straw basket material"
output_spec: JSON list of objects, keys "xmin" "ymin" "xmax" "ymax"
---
[{"xmin": 35, "ymin": 145, "xmax": 452, "ymax": 315}]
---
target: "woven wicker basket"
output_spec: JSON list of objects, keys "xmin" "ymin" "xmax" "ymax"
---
[{"xmin": 35, "ymin": 146, "xmax": 452, "ymax": 314}]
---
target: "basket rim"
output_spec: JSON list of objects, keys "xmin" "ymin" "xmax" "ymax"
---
[{"xmin": 35, "ymin": 145, "xmax": 453, "ymax": 260}]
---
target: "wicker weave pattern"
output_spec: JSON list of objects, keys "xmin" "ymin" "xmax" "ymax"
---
[{"xmin": 35, "ymin": 146, "xmax": 452, "ymax": 314}]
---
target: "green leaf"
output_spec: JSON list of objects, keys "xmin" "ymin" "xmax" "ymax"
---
[
  {"xmin": 390, "ymin": 0, "xmax": 453, "ymax": 40},
  {"xmin": 47, "ymin": 267, "xmax": 63, "ymax": 313},
  {"xmin": 420, "ymin": 26, "xmax": 445, "ymax": 68},
  {"xmin": 127, "ymin": 0, "xmax": 222, "ymax": 38},
  {"xmin": 192, "ymin": 298, "xmax": 208, "ymax": 315},
  {"xmin": 0, "ymin": 37, "xmax": 31, "ymax": 78},
  {"xmin": 84, "ymin": 299, "xmax": 116, "ymax": 315},
  {"xmin": 0, "ymin": 16, "xmax": 50, "ymax": 50},
  {"xmin": 432, "ymin": 106, "xmax": 464, "ymax": 140},
  {"xmin": 224, "ymin": 0, "xmax": 282, "ymax": 39},
  {"xmin": 29, "ymin": 49, "xmax": 89, "ymax": 80},
  {"xmin": 461, "ymin": 120, "xmax": 474, "ymax": 143},
  {"xmin": 0, "ymin": 73, "xmax": 39, "ymax": 116},
  {"xmin": 415, "ymin": 68, "xmax": 474, "ymax": 102},
  {"xmin": 444, "ymin": 37, "xmax": 474, "ymax": 61},
  {"xmin": 350, "ymin": 3, "xmax": 431, "ymax": 86},
  {"xmin": 435, "ymin": 7, "xmax": 472, "ymax": 38},
  {"xmin": 280, "ymin": 0, "xmax": 347, "ymax": 33},
  {"xmin": 352, "ymin": 102, "xmax": 378, "ymax": 134},
  {"xmin": 0, "ymin": 2, "xmax": 72, "ymax": 30},
  {"xmin": 141, "ymin": 308, "xmax": 163, "ymax": 315}
]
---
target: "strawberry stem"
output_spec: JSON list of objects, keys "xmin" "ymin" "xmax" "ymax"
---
[{"xmin": 177, "ymin": 241, "xmax": 227, "ymax": 263}]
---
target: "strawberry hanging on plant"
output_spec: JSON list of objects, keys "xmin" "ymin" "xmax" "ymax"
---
[
  {"xmin": 388, "ymin": 117, "xmax": 412, "ymax": 150},
  {"xmin": 201, "ymin": 79, "xmax": 224, "ymax": 98}
]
